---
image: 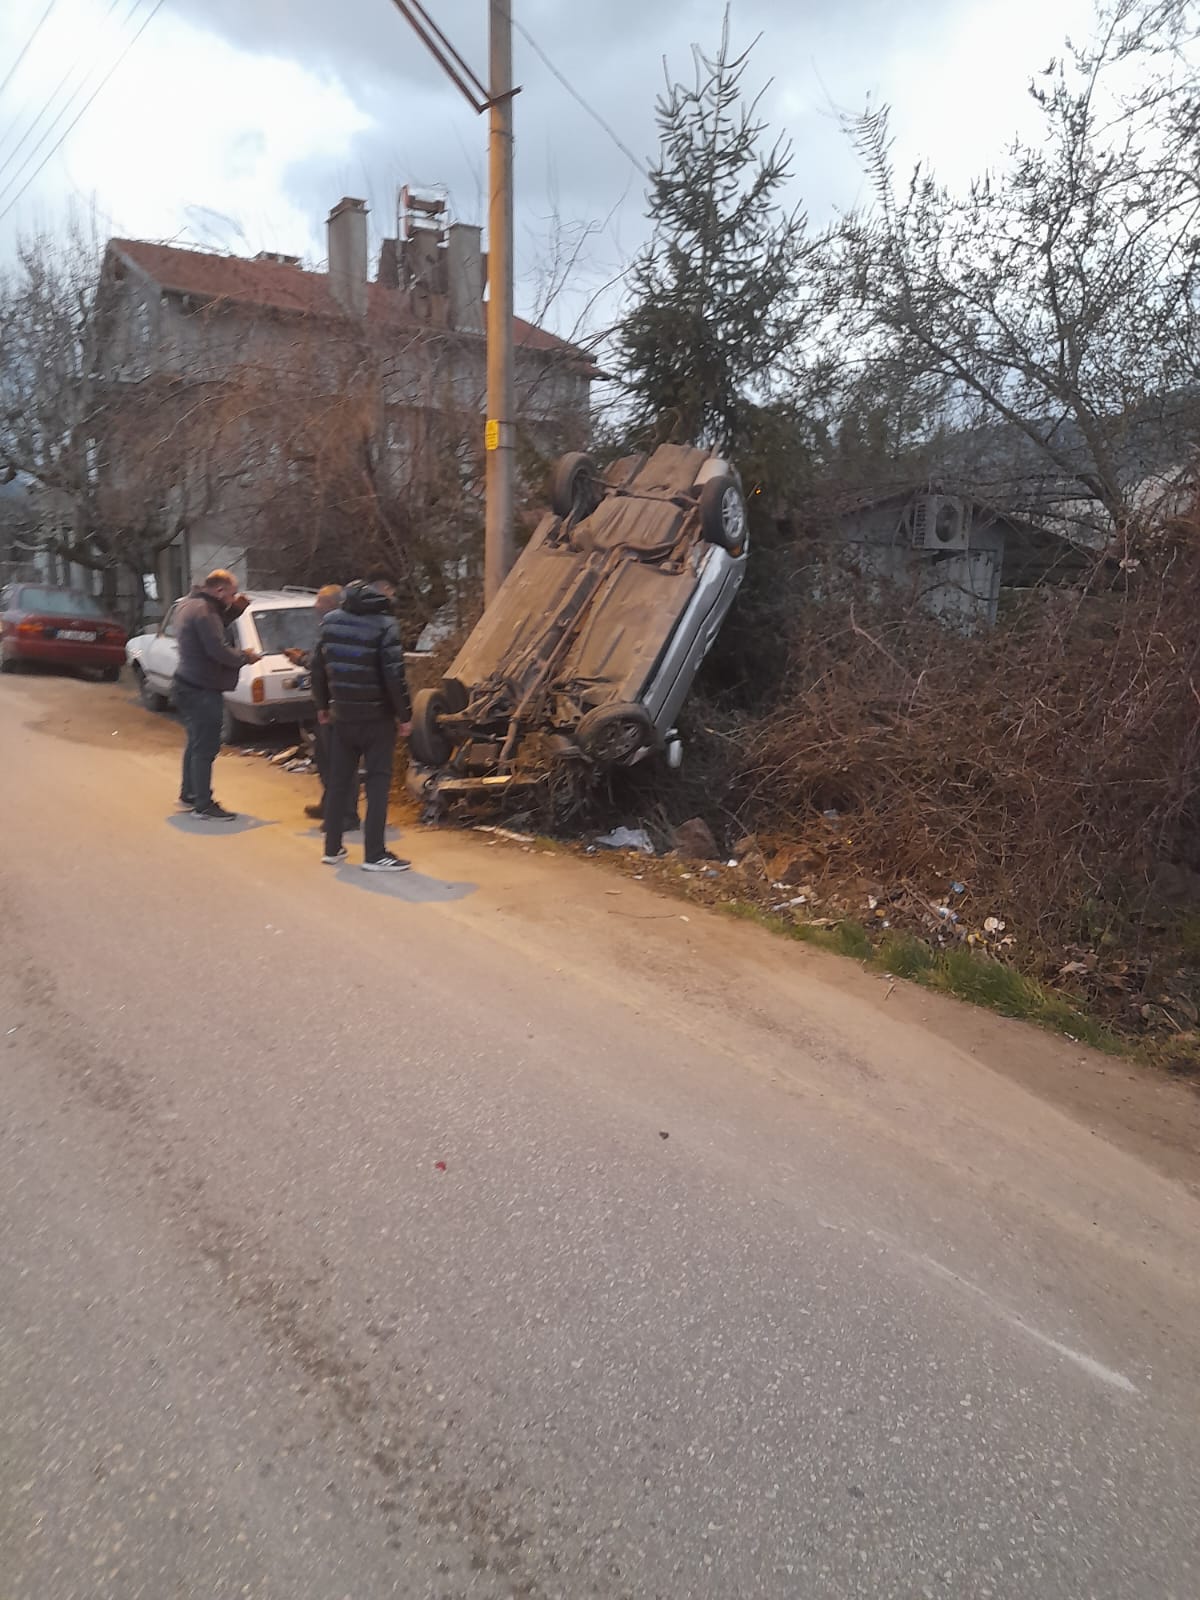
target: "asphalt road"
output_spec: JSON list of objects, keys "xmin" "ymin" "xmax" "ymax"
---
[{"xmin": 2, "ymin": 670, "xmax": 1199, "ymax": 1600}]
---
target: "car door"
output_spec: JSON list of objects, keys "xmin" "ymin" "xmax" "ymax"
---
[{"xmin": 143, "ymin": 603, "xmax": 180, "ymax": 693}]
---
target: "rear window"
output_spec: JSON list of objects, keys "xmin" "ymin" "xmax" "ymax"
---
[
  {"xmin": 251, "ymin": 606, "xmax": 318, "ymax": 657},
  {"xmin": 17, "ymin": 586, "xmax": 105, "ymax": 618}
]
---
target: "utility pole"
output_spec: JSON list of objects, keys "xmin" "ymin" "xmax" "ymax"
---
[
  {"xmin": 386, "ymin": 0, "xmax": 518, "ymax": 606},
  {"xmin": 485, "ymin": 1, "xmax": 515, "ymax": 605}
]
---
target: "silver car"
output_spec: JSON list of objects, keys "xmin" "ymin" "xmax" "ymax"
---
[{"xmin": 407, "ymin": 443, "xmax": 748, "ymax": 803}]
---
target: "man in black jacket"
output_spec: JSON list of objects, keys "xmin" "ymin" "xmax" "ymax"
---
[
  {"xmin": 173, "ymin": 569, "xmax": 261, "ymax": 821},
  {"xmin": 311, "ymin": 573, "xmax": 413, "ymax": 871}
]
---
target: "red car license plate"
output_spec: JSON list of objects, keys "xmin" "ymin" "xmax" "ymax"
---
[{"xmin": 57, "ymin": 629, "xmax": 96, "ymax": 641}]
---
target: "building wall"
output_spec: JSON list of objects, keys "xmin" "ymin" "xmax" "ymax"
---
[{"xmin": 837, "ymin": 501, "xmax": 1007, "ymax": 629}]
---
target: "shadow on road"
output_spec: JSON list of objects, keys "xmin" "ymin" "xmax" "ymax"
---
[
  {"xmin": 330, "ymin": 866, "xmax": 476, "ymax": 904},
  {"xmin": 166, "ymin": 813, "xmax": 277, "ymax": 837}
]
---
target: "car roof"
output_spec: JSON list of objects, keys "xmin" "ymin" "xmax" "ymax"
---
[{"xmin": 240, "ymin": 590, "xmax": 320, "ymax": 608}]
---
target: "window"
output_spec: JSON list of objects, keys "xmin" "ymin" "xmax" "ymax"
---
[
  {"xmin": 250, "ymin": 606, "xmax": 319, "ymax": 657},
  {"xmin": 16, "ymin": 586, "xmax": 105, "ymax": 618},
  {"xmin": 161, "ymin": 602, "xmax": 181, "ymax": 638}
]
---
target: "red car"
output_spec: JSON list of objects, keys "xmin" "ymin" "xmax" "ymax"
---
[{"xmin": 0, "ymin": 583, "xmax": 127, "ymax": 680}]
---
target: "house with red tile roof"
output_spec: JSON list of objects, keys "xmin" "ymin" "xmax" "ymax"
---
[{"xmin": 94, "ymin": 196, "xmax": 594, "ymax": 599}]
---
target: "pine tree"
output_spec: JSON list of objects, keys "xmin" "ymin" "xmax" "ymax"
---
[{"xmin": 617, "ymin": 9, "xmax": 810, "ymax": 458}]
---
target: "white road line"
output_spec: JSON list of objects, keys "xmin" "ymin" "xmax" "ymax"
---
[{"xmin": 874, "ymin": 1233, "xmax": 1140, "ymax": 1396}]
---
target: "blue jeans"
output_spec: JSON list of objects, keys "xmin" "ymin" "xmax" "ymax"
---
[{"xmin": 174, "ymin": 680, "xmax": 224, "ymax": 809}]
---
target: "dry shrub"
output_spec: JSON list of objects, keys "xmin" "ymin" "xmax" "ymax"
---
[{"xmin": 732, "ymin": 535, "xmax": 1200, "ymax": 954}]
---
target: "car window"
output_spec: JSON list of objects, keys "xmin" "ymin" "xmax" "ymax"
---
[
  {"xmin": 252, "ymin": 606, "xmax": 318, "ymax": 657},
  {"xmin": 16, "ymin": 586, "xmax": 105, "ymax": 618},
  {"xmin": 161, "ymin": 603, "xmax": 180, "ymax": 638}
]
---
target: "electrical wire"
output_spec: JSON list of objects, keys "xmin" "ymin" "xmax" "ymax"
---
[
  {"xmin": 0, "ymin": 0, "xmax": 61, "ymax": 101},
  {"xmin": 511, "ymin": 17, "xmax": 650, "ymax": 180},
  {"xmin": 0, "ymin": 0, "xmax": 167, "ymax": 224},
  {"xmin": 0, "ymin": 0, "xmax": 127, "ymax": 190}
]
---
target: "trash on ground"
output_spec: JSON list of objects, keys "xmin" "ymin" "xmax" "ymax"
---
[
  {"xmin": 594, "ymin": 826, "xmax": 655, "ymax": 854},
  {"xmin": 671, "ymin": 816, "xmax": 719, "ymax": 860}
]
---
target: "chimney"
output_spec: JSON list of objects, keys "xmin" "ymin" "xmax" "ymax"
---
[
  {"xmin": 327, "ymin": 196, "xmax": 369, "ymax": 318},
  {"xmin": 377, "ymin": 238, "xmax": 400, "ymax": 289},
  {"xmin": 445, "ymin": 222, "xmax": 484, "ymax": 333}
]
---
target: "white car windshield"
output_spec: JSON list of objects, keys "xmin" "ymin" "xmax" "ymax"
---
[{"xmin": 252, "ymin": 607, "xmax": 319, "ymax": 657}]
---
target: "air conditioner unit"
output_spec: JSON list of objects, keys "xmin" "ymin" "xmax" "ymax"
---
[{"xmin": 910, "ymin": 494, "xmax": 971, "ymax": 552}]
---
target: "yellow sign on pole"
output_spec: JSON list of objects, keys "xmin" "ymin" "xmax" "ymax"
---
[{"xmin": 485, "ymin": 418, "xmax": 500, "ymax": 452}]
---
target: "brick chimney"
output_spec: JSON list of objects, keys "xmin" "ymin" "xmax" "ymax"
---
[{"xmin": 327, "ymin": 196, "xmax": 368, "ymax": 318}]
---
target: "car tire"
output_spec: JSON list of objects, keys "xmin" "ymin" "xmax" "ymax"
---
[
  {"xmin": 575, "ymin": 701, "xmax": 654, "ymax": 765},
  {"xmin": 100, "ymin": 665, "xmax": 121, "ymax": 683},
  {"xmin": 0, "ymin": 652, "xmax": 16, "ymax": 674},
  {"xmin": 409, "ymin": 687, "xmax": 455, "ymax": 769},
  {"xmin": 550, "ymin": 451, "xmax": 601, "ymax": 520},
  {"xmin": 135, "ymin": 665, "xmax": 169, "ymax": 711},
  {"xmin": 697, "ymin": 474, "xmax": 748, "ymax": 552}
]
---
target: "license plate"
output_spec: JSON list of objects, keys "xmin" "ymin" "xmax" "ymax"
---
[{"xmin": 57, "ymin": 630, "xmax": 96, "ymax": 641}]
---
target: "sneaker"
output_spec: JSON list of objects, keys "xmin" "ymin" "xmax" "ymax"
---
[
  {"xmin": 193, "ymin": 801, "xmax": 237, "ymax": 821},
  {"xmin": 304, "ymin": 803, "xmax": 324, "ymax": 820},
  {"xmin": 322, "ymin": 846, "xmax": 349, "ymax": 865},
  {"xmin": 362, "ymin": 852, "xmax": 411, "ymax": 873}
]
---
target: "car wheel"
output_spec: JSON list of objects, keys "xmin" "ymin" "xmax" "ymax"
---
[
  {"xmin": 135, "ymin": 665, "xmax": 169, "ymax": 711},
  {"xmin": 0, "ymin": 652, "xmax": 16, "ymax": 674},
  {"xmin": 409, "ymin": 687, "xmax": 455, "ymax": 769},
  {"xmin": 575, "ymin": 701, "xmax": 653, "ymax": 765},
  {"xmin": 697, "ymin": 474, "xmax": 748, "ymax": 553},
  {"xmin": 100, "ymin": 665, "xmax": 121, "ymax": 683},
  {"xmin": 549, "ymin": 451, "xmax": 601, "ymax": 520}
]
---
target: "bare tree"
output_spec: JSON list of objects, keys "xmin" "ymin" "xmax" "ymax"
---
[{"xmin": 833, "ymin": 0, "xmax": 1200, "ymax": 550}]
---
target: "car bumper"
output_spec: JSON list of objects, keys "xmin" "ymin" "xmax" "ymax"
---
[
  {"xmin": 4, "ymin": 638, "xmax": 126, "ymax": 669},
  {"xmin": 228, "ymin": 697, "xmax": 316, "ymax": 728}
]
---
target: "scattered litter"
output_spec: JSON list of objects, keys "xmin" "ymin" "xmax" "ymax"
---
[
  {"xmin": 867, "ymin": 895, "xmax": 879, "ymax": 911},
  {"xmin": 270, "ymin": 745, "xmax": 301, "ymax": 765},
  {"xmin": 594, "ymin": 826, "xmax": 655, "ymax": 854},
  {"xmin": 680, "ymin": 915, "xmax": 690, "ymax": 922},
  {"xmin": 983, "ymin": 916, "xmax": 1006, "ymax": 934},
  {"xmin": 474, "ymin": 825, "xmax": 532, "ymax": 843},
  {"xmin": 884, "ymin": 982, "xmax": 896, "ymax": 1002},
  {"xmin": 680, "ymin": 872, "xmax": 694, "ymax": 880},
  {"xmin": 726, "ymin": 859, "xmax": 739, "ymax": 868},
  {"xmin": 433, "ymin": 1160, "xmax": 447, "ymax": 1172},
  {"xmin": 951, "ymin": 882, "xmax": 966, "ymax": 895},
  {"xmin": 658, "ymin": 1131, "xmax": 670, "ymax": 1140},
  {"xmin": 822, "ymin": 809, "xmax": 840, "ymax": 822}
]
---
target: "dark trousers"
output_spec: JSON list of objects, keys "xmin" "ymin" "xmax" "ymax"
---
[
  {"xmin": 174, "ymin": 680, "xmax": 224, "ymax": 808},
  {"xmin": 324, "ymin": 717, "xmax": 396, "ymax": 860},
  {"xmin": 313, "ymin": 721, "xmax": 361, "ymax": 827}
]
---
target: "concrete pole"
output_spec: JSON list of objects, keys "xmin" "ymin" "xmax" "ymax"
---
[{"xmin": 484, "ymin": 0, "xmax": 515, "ymax": 606}]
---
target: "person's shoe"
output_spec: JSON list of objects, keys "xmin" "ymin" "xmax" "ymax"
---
[
  {"xmin": 322, "ymin": 846, "xmax": 349, "ymax": 865},
  {"xmin": 362, "ymin": 852, "xmax": 411, "ymax": 873},
  {"xmin": 193, "ymin": 801, "xmax": 237, "ymax": 821},
  {"xmin": 304, "ymin": 803, "xmax": 324, "ymax": 820}
]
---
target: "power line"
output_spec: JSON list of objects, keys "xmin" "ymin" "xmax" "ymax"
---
[
  {"xmin": 0, "ymin": 0, "xmax": 127, "ymax": 190},
  {"xmin": 0, "ymin": 0, "xmax": 61, "ymax": 102},
  {"xmin": 0, "ymin": 0, "xmax": 167, "ymax": 225},
  {"xmin": 510, "ymin": 17, "xmax": 650, "ymax": 181}
]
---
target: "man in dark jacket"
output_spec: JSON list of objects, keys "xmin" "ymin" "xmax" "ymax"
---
[
  {"xmin": 283, "ymin": 584, "xmax": 361, "ymax": 833},
  {"xmin": 311, "ymin": 572, "xmax": 413, "ymax": 871},
  {"xmin": 173, "ymin": 569, "xmax": 260, "ymax": 821}
]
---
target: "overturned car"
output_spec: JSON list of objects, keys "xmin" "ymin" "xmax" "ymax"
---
[{"xmin": 407, "ymin": 442, "xmax": 749, "ymax": 807}]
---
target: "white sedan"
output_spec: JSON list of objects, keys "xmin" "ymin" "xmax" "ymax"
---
[{"xmin": 126, "ymin": 589, "xmax": 320, "ymax": 743}]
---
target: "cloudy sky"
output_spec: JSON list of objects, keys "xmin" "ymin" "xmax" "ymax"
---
[{"xmin": 0, "ymin": 0, "xmax": 1095, "ymax": 340}]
